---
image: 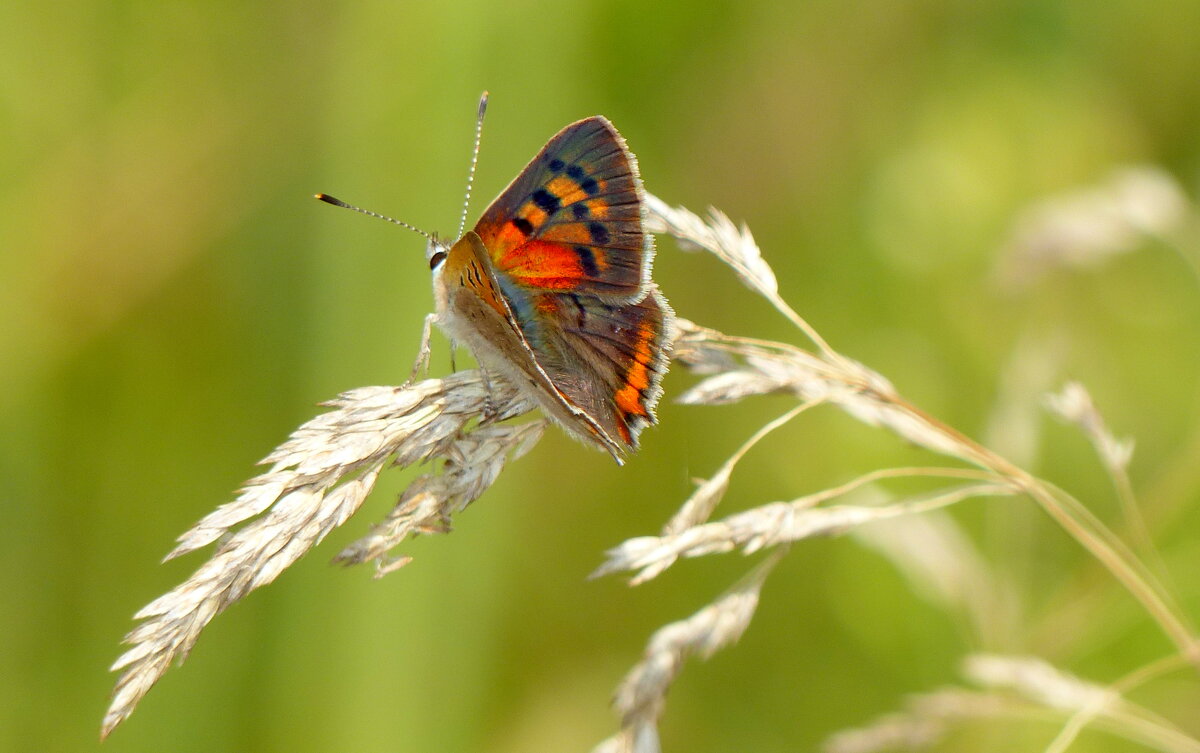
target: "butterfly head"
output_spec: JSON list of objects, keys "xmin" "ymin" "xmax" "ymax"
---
[
  {"xmin": 422, "ymin": 235, "xmax": 451, "ymax": 318},
  {"xmin": 426, "ymin": 236, "xmax": 449, "ymax": 272}
]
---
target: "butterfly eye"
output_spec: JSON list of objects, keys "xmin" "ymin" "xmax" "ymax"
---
[{"xmin": 429, "ymin": 251, "xmax": 447, "ymax": 270}]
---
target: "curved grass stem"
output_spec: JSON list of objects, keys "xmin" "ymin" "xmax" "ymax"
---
[{"xmin": 891, "ymin": 393, "xmax": 1200, "ymax": 669}]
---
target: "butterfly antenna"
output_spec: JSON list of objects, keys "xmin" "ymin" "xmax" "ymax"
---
[
  {"xmin": 456, "ymin": 90, "xmax": 489, "ymax": 239},
  {"xmin": 314, "ymin": 193, "xmax": 435, "ymax": 242}
]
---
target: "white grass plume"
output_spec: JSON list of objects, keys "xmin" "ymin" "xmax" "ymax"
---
[
  {"xmin": 592, "ymin": 552, "xmax": 783, "ymax": 753},
  {"xmin": 592, "ymin": 190, "xmax": 1200, "ymax": 749},
  {"xmin": 825, "ymin": 654, "xmax": 1200, "ymax": 753},
  {"xmin": 102, "ymin": 371, "xmax": 540, "ymax": 738},
  {"xmin": 996, "ymin": 166, "xmax": 1190, "ymax": 288}
]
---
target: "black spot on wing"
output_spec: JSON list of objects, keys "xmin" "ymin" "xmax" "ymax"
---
[
  {"xmin": 511, "ymin": 217, "xmax": 533, "ymax": 236},
  {"xmin": 532, "ymin": 189, "xmax": 560, "ymax": 214},
  {"xmin": 547, "ymin": 158, "xmax": 564, "ymax": 172},
  {"xmin": 572, "ymin": 203, "xmax": 589, "ymax": 219},
  {"xmin": 588, "ymin": 222, "xmax": 610, "ymax": 244},
  {"xmin": 573, "ymin": 246, "xmax": 600, "ymax": 277},
  {"xmin": 579, "ymin": 177, "xmax": 599, "ymax": 196}
]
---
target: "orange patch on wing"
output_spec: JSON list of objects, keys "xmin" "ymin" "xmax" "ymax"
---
[
  {"xmin": 613, "ymin": 319, "xmax": 656, "ymax": 418},
  {"xmin": 491, "ymin": 220, "xmax": 526, "ymax": 248},
  {"xmin": 500, "ymin": 240, "xmax": 585, "ymax": 289},
  {"xmin": 481, "ymin": 204, "xmax": 547, "ymax": 250},
  {"xmin": 519, "ymin": 206, "xmax": 548, "ymax": 231},
  {"xmin": 546, "ymin": 176, "xmax": 588, "ymax": 206},
  {"xmin": 443, "ymin": 240, "xmax": 510, "ymax": 320},
  {"xmin": 586, "ymin": 198, "xmax": 610, "ymax": 219},
  {"xmin": 542, "ymin": 222, "xmax": 593, "ymax": 245}
]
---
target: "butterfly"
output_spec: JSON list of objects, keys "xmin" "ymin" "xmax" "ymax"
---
[{"xmin": 319, "ymin": 95, "xmax": 672, "ymax": 463}]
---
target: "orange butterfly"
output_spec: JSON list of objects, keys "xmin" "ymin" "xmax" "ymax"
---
[{"xmin": 320, "ymin": 94, "xmax": 671, "ymax": 462}]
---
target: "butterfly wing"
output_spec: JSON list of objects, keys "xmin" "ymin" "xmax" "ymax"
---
[
  {"xmin": 522, "ymin": 286, "xmax": 673, "ymax": 449},
  {"xmin": 473, "ymin": 116, "xmax": 651, "ymax": 303}
]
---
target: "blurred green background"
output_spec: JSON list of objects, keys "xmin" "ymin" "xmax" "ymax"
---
[{"xmin": 4, "ymin": 1, "xmax": 1200, "ymax": 751}]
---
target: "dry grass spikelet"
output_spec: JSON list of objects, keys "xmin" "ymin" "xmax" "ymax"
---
[{"xmin": 102, "ymin": 371, "xmax": 541, "ymax": 738}]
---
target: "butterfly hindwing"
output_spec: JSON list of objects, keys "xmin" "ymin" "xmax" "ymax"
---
[
  {"xmin": 523, "ymin": 286, "xmax": 673, "ymax": 449},
  {"xmin": 473, "ymin": 116, "xmax": 651, "ymax": 303}
]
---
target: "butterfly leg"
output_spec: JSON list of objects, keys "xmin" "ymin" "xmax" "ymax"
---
[
  {"xmin": 477, "ymin": 364, "xmax": 499, "ymax": 421},
  {"xmin": 407, "ymin": 313, "xmax": 437, "ymax": 384}
]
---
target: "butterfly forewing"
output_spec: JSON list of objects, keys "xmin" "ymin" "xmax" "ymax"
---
[{"xmin": 473, "ymin": 116, "xmax": 651, "ymax": 303}]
